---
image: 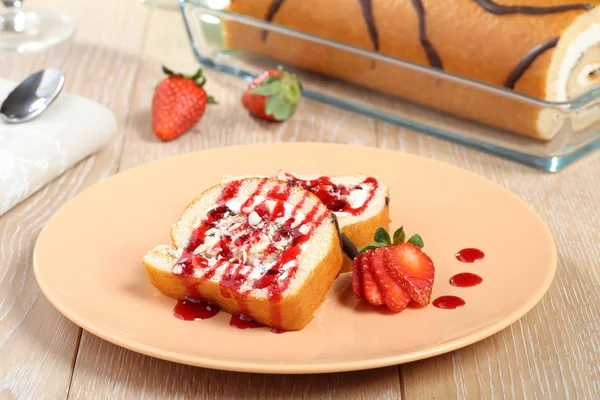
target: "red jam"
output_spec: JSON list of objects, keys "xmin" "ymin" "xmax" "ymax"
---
[
  {"xmin": 449, "ymin": 273, "xmax": 483, "ymax": 287},
  {"xmin": 456, "ymin": 248, "xmax": 485, "ymax": 263},
  {"xmin": 433, "ymin": 296, "xmax": 466, "ymax": 309},
  {"xmin": 281, "ymin": 172, "xmax": 378, "ymax": 216},
  {"xmin": 173, "ymin": 299, "xmax": 220, "ymax": 321},
  {"xmin": 172, "ymin": 178, "xmax": 329, "ymax": 331}
]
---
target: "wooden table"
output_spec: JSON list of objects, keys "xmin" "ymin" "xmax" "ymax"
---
[{"xmin": 1, "ymin": 1, "xmax": 599, "ymax": 398}]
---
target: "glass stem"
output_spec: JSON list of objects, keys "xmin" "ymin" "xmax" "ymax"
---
[
  {"xmin": 1, "ymin": 1, "xmax": 24, "ymax": 33},
  {"xmin": 2, "ymin": 1, "xmax": 23, "ymax": 9}
]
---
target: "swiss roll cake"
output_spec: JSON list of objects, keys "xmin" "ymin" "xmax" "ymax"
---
[
  {"xmin": 142, "ymin": 178, "xmax": 343, "ymax": 331},
  {"xmin": 223, "ymin": 1, "xmax": 600, "ymax": 140}
]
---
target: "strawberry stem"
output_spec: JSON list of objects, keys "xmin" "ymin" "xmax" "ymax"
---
[
  {"xmin": 359, "ymin": 226, "xmax": 425, "ymax": 253},
  {"xmin": 162, "ymin": 65, "xmax": 208, "ymax": 87},
  {"xmin": 160, "ymin": 65, "xmax": 217, "ymax": 104}
]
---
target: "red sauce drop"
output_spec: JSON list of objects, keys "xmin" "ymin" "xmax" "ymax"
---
[
  {"xmin": 173, "ymin": 299, "xmax": 220, "ymax": 320},
  {"xmin": 449, "ymin": 273, "xmax": 483, "ymax": 287},
  {"xmin": 229, "ymin": 313, "xmax": 265, "ymax": 329},
  {"xmin": 433, "ymin": 295, "xmax": 466, "ymax": 310},
  {"xmin": 282, "ymin": 172, "xmax": 379, "ymax": 216},
  {"xmin": 271, "ymin": 328, "xmax": 287, "ymax": 334},
  {"xmin": 456, "ymin": 248, "xmax": 485, "ymax": 263}
]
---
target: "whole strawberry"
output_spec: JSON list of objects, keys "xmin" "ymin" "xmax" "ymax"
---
[
  {"xmin": 152, "ymin": 66, "xmax": 216, "ymax": 142},
  {"xmin": 242, "ymin": 66, "xmax": 302, "ymax": 121}
]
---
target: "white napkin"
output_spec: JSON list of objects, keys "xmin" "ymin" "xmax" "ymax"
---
[{"xmin": 0, "ymin": 79, "xmax": 116, "ymax": 217}]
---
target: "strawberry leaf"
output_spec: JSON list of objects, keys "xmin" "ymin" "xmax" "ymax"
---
[
  {"xmin": 195, "ymin": 76, "xmax": 206, "ymax": 86},
  {"xmin": 392, "ymin": 226, "xmax": 406, "ymax": 245},
  {"xmin": 265, "ymin": 93, "xmax": 285, "ymax": 116},
  {"xmin": 208, "ymin": 96, "xmax": 218, "ymax": 104},
  {"xmin": 191, "ymin": 68, "xmax": 204, "ymax": 81},
  {"xmin": 358, "ymin": 243, "xmax": 384, "ymax": 253},
  {"xmin": 282, "ymin": 78, "xmax": 302, "ymax": 104},
  {"xmin": 263, "ymin": 75, "xmax": 282, "ymax": 85},
  {"xmin": 374, "ymin": 227, "xmax": 392, "ymax": 245},
  {"xmin": 273, "ymin": 102, "xmax": 292, "ymax": 121},
  {"xmin": 162, "ymin": 66, "xmax": 175, "ymax": 75},
  {"xmin": 407, "ymin": 234, "xmax": 424, "ymax": 248},
  {"xmin": 250, "ymin": 82, "xmax": 282, "ymax": 96}
]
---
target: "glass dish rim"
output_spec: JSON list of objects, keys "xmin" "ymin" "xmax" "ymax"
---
[{"xmin": 181, "ymin": 0, "xmax": 600, "ymax": 111}]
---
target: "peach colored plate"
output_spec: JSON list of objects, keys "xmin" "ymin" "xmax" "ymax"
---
[{"xmin": 33, "ymin": 143, "xmax": 556, "ymax": 374}]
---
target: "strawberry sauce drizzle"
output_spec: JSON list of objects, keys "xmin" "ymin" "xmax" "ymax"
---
[
  {"xmin": 218, "ymin": 180, "xmax": 242, "ymax": 204},
  {"xmin": 172, "ymin": 181, "xmax": 325, "ymax": 330},
  {"xmin": 241, "ymin": 178, "xmax": 268, "ymax": 210},
  {"xmin": 281, "ymin": 172, "xmax": 378, "ymax": 215}
]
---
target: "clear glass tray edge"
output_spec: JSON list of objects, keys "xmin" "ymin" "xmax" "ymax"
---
[{"xmin": 179, "ymin": 0, "xmax": 600, "ymax": 172}]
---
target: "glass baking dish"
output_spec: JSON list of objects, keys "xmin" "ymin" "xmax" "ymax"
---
[{"xmin": 180, "ymin": 0, "xmax": 600, "ymax": 172}]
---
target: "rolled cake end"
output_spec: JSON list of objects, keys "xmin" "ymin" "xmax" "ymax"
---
[{"xmin": 539, "ymin": 6, "xmax": 600, "ymax": 140}]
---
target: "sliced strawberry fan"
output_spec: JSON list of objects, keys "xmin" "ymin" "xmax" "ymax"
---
[{"xmin": 351, "ymin": 226, "xmax": 435, "ymax": 312}]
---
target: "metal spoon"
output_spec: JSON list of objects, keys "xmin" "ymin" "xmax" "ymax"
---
[{"xmin": 0, "ymin": 68, "xmax": 65, "ymax": 124}]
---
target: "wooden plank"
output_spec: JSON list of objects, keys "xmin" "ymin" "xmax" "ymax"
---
[
  {"xmin": 70, "ymin": 333, "xmax": 401, "ymax": 400},
  {"xmin": 0, "ymin": 0, "xmax": 148, "ymax": 398}
]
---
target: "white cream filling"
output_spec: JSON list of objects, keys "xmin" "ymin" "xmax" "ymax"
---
[
  {"xmin": 342, "ymin": 186, "xmax": 370, "ymax": 209},
  {"xmin": 555, "ymin": 23, "xmax": 600, "ymax": 101},
  {"xmin": 578, "ymin": 63, "xmax": 600, "ymax": 87}
]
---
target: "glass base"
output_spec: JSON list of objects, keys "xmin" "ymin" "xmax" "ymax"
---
[
  {"xmin": 137, "ymin": 0, "xmax": 179, "ymax": 10},
  {"xmin": 0, "ymin": 10, "xmax": 75, "ymax": 53}
]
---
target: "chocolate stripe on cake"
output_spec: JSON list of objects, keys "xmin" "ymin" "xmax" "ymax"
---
[
  {"xmin": 474, "ymin": 0, "xmax": 594, "ymax": 14},
  {"xmin": 411, "ymin": 0, "xmax": 443, "ymax": 69},
  {"xmin": 359, "ymin": 0, "xmax": 379, "ymax": 51},
  {"xmin": 474, "ymin": 2, "xmax": 594, "ymax": 88},
  {"xmin": 263, "ymin": 0, "xmax": 380, "ymax": 52},
  {"xmin": 504, "ymin": 37, "xmax": 559, "ymax": 89},
  {"xmin": 262, "ymin": 0, "xmax": 287, "ymax": 41}
]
